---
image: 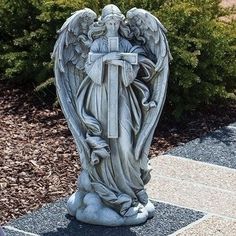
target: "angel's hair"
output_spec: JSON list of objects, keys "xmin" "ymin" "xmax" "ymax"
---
[
  {"xmin": 130, "ymin": 25, "xmax": 146, "ymax": 44},
  {"xmin": 88, "ymin": 20, "xmax": 133, "ymax": 41}
]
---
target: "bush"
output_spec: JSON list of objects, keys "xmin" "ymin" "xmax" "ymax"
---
[
  {"xmin": 0, "ymin": 0, "xmax": 82, "ymax": 92},
  {"xmin": 0, "ymin": 0, "xmax": 40, "ymax": 81},
  {"xmin": 0, "ymin": 0, "xmax": 235, "ymax": 118},
  {"xmin": 157, "ymin": 0, "xmax": 236, "ymax": 118}
]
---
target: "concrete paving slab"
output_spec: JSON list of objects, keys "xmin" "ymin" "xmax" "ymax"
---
[
  {"xmin": 147, "ymin": 175, "xmax": 236, "ymax": 219},
  {"xmin": 151, "ymin": 155, "xmax": 236, "ymax": 192},
  {"xmin": 4, "ymin": 199, "xmax": 204, "ymax": 236},
  {"xmin": 171, "ymin": 215, "xmax": 236, "ymax": 236},
  {"xmin": 167, "ymin": 126, "xmax": 236, "ymax": 169}
]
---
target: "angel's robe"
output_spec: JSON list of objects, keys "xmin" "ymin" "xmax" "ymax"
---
[{"xmin": 76, "ymin": 35, "xmax": 156, "ymax": 215}]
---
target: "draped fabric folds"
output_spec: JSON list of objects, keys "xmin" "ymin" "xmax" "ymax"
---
[{"xmin": 76, "ymin": 36, "xmax": 155, "ymax": 215}]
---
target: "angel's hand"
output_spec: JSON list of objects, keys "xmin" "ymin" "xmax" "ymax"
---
[
  {"xmin": 103, "ymin": 52, "xmax": 121, "ymax": 62},
  {"xmin": 107, "ymin": 59, "xmax": 124, "ymax": 67}
]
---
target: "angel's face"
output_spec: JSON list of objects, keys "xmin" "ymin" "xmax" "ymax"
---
[{"xmin": 105, "ymin": 19, "xmax": 120, "ymax": 36}]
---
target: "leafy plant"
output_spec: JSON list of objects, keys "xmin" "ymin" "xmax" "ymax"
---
[
  {"xmin": 0, "ymin": 0, "xmax": 235, "ymax": 118},
  {"xmin": 157, "ymin": 0, "xmax": 236, "ymax": 118}
]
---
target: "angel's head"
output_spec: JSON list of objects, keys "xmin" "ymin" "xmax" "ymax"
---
[
  {"xmin": 100, "ymin": 5, "xmax": 124, "ymax": 36},
  {"xmin": 88, "ymin": 5, "xmax": 133, "ymax": 40},
  {"xmin": 100, "ymin": 4, "xmax": 125, "ymax": 24}
]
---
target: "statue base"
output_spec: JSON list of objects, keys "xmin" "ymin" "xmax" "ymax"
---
[
  {"xmin": 67, "ymin": 170, "xmax": 155, "ymax": 226},
  {"xmin": 67, "ymin": 191, "xmax": 155, "ymax": 226}
]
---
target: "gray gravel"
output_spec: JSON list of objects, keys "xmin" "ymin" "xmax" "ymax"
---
[
  {"xmin": 167, "ymin": 125, "xmax": 236, "ymax": 169},
  {"xmin": 4, "ymin": 198, "xmax": 204, "ymax": 236}
]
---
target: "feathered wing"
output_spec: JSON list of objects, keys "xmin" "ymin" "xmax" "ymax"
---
[
  {"xmin": 52, "ymin": 9, "xmax": 97, "ymax": 169},
  {"xmin": 126, "ymin": 8, "xmax": 172, "ymax": 161}
]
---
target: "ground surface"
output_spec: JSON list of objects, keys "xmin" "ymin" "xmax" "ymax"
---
[
  {"xmin": 3, "ymin": 126, "xmax": 236, "ymax": 235},
  {"xmin": 221, "ymin": 0, "xmax": 236, "ymax": 7},
  {"xmin": 1, "ymin": 79, "xmax": 235, "ymax": 225},
  {"xmin": 3, "ymin": 199, "xmax": 204, "ymax": 236}
]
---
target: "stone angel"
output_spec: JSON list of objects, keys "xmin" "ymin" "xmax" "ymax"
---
[{"xmin": 52, "ymin": 4, "xmax": 171, "ymax": 226}]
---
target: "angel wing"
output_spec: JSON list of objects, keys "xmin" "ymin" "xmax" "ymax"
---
[
  {"xmin": 52, "ymin": 8, "xmax": 97, "ymax": 169},
  {"xmin": 126, "ymin": 8, "xmax": 172, "ymax": 161}
]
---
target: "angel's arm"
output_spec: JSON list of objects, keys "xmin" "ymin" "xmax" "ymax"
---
[
  {"xmin": 120, "ymin": 61, "xmax": 139, "ymax": 87},
  {"xmin": 122, "ymin": 45, "xmax": 156, "ymax": 86},
  {"xmin": 85, "ymin": 40, "xmax": 105, "ymax": 85},
  {"xmin": 115, "ymin": 39, "xmax": 140, "ymax": 87}
]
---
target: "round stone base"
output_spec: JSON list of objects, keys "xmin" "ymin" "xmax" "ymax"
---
[{"xmin": 67, "ymin": 191, "xmax": 154, "ymax": 226}]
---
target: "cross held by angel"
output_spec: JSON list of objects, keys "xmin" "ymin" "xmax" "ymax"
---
[{"xmin": 52, "ymin": 4, "xmax": 171, "ymax": 226}]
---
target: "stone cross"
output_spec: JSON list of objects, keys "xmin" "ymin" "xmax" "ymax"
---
[
  {"xmin": 107, "ymin": 37, "xmax": 119, "ymax": 138},
  {"xmin": 89, "ymin": 37, "xmax": 138, "ymax": 138}
]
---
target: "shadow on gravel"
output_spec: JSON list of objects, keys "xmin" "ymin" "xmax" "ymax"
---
[
  {"xmin": 199, "ymin": 127, "xmax": 236, "ymax": 146},
  {"xmin": 42, "ymin": 217, "xmax": 137, "ymax": 236}
]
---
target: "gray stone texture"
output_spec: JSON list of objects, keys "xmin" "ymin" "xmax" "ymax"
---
[
  {"xmin": 5, "ymin": 199, "xmax": 204, "ymax": 236},
  {"xmin": 168, "ymin": 126, "xmax": 236, "ymax": 169},
  {"xmin": 52, "ymin": 4, "xmax": 171, "ymax": 225}
]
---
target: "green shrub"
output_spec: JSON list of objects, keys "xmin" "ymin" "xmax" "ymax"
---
[
  {"xmin": 0, "ymin": 0, "xmax": 235, "ymax": 118},
  {"xmin": 157, "ymin": 0, "xmax": 236, "ymax": 118},
  {"xmin": 0, "ymin": 0, "xmax": 82, "ymax": 85}
]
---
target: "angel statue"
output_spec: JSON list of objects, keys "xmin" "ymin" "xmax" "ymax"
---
[{"xmin": 52, "ymin": 4, "xmax": 171, "ymax": 226}]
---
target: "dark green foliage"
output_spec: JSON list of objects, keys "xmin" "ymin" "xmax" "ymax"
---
[
  {"xmin": 0, "ymin": 0, "xmax": 82, "ymax": 85},
  {"xmin": 0, "ymin": 0, "xmax": 40, "ymax": 81},
  {"xmin": 157, "ymin": 0, "xmax": 236, "ymax": 118},
  {"xmin": 0, "ymin": 0, "xmax": 235, "ymax": 118}
]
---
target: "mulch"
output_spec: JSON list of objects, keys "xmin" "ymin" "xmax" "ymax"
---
[
  {"xmin": 0, "ymin": 81, "xmax": 80, "ymax": 225},
  {"xmin": 0, "ymin": 79, "xmax": 235, "ymax": 225}
]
